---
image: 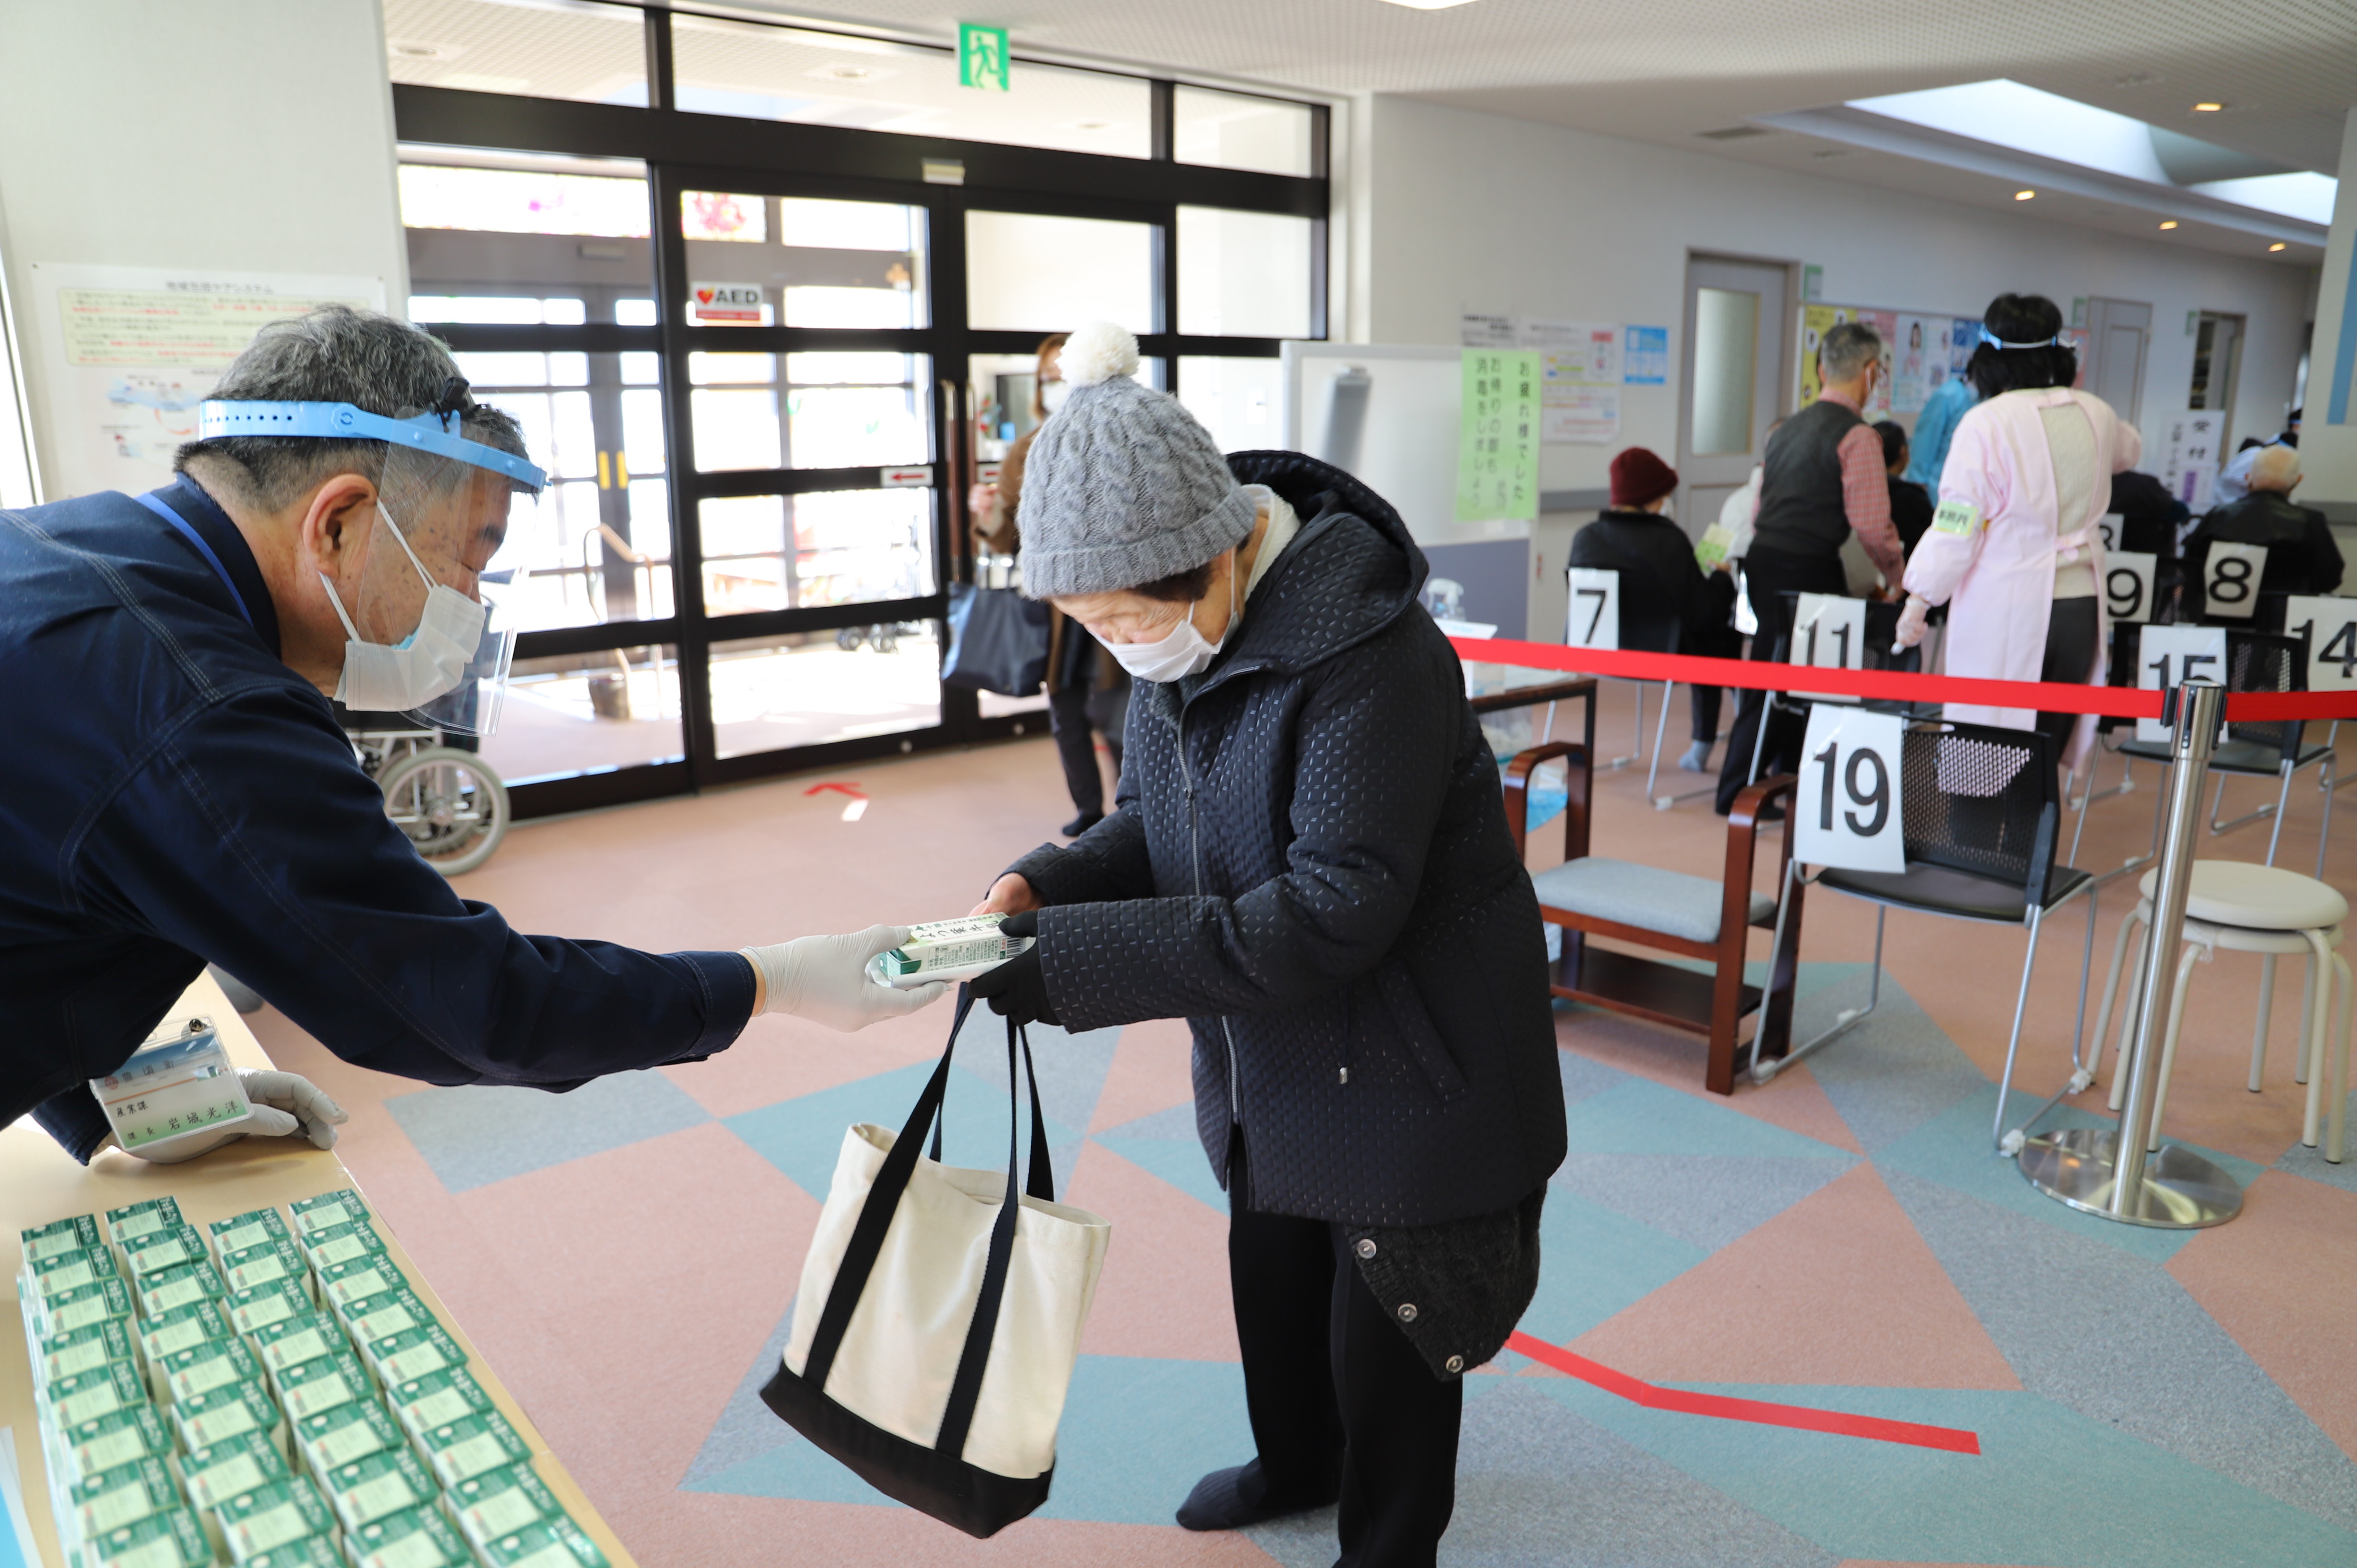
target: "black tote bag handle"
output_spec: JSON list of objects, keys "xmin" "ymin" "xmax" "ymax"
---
[{"xmin": 799, "ymin": 986, "xmax": 1054, "ymax": 1463}]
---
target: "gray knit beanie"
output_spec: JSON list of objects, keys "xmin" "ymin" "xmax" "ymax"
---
[{"xmin": 1014, "ymin": 321, "xmax": 1254, "ymax": 599}]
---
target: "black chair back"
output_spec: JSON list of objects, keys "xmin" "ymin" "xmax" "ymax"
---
[
  {"xmin": 2224, "ymin": 629, "xmax": 2307, "ymax": 762},
  {"xmin": 1896, "ymin": 721, "xmax": 2062, "ymax": 899}
]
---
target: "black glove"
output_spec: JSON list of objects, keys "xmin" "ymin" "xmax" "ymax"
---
[{"xmin": 969, "ymin": 910, "xmax": 1061, "ymax": 1027}]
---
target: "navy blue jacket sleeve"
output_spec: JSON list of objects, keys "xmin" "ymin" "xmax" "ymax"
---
[{"xmin": 67, "ymin": 683, "xmax": 754, "ymax": 1136}]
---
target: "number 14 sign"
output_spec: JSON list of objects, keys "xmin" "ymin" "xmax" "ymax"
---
[{"xmin": 1794, "ymin": 706, "xmax": 1907, "ymax": 872}]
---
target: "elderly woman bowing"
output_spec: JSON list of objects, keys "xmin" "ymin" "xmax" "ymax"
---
[{"xmin": 967, "ymin": 322, "xmax": 1565, "ymax": 1568}]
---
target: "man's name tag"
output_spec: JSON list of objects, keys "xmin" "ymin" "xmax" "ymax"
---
[
  {"xmin": 1795, "ymin": 706, "xmax": 1907, "ymax": 873},
  {"xmin": 1931, "ymin": 497, "xmax": 1982, "ymax": 536},
  {"xmin": 1565, "ymin": 568, "xmax": 1619, "ymax": 650},
  {"xmin": 2287, "ymin": 595, "xmax": 2357, "ymax": 693},
  {"xmin": 2104, "ymin": 551, "xmax": 2157, "ymax": 624},
  {"xmin": 2138, "ymin": 624, "xmax": 2227, "ymax": 744},
  {"xmin": 2203, "ymin": 541, "xmax": 2266, "ymax": 619}
]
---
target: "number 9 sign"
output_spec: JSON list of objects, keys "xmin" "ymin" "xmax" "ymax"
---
[
  {"xmin": 1793, "ymin": 706, "xmax": 1908, "ymax": 872},
  {"xmin": 2103, "ymin": 550, "xmax": 2157, "ymax": 624}
]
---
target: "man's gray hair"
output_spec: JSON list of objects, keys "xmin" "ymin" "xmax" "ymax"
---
[
  {"xmin": 1820, "ymin": 321, "xmax": 1883, "ymax": 382},
  {"xmin": 175, "ymin": 305, "xmax": 528, "ymax": 510},
  {"xmin": 2249, "ymin": 442, "xmax": 2302, "ymax": 493}
]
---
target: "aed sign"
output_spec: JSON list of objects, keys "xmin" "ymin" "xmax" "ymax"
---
[
  {"xmin": 1794, "ymin": 706, "xmax": 1907, "ymax": 874},
  {"xmin": 688, "ymin": 282, "xmax": 764, "ymax": 325}
]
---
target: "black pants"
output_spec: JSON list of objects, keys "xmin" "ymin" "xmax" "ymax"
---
[
  {"xmin": 1047, "ymin": 683, "xmax": 1126, "ymax": 817},
  {"xmin": 1228, "ymin": 1181, "xmax": 1462, "ymax": 1566},
  {"xmin": 2037, "ymin": 596, "xmax": 2100, "ymax": 756},
  {"xmin": 1717, "ymin": 547, "xmax": 1849, "ymax": 812},
  {"xmin": 1686, "ymin": 619, "xmax": 1743, "ymax": 744}
]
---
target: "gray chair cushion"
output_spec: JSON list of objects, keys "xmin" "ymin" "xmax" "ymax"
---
[{"xmin": 1529, "ymin": 857, "xmax": 1776, "ymax": 944}]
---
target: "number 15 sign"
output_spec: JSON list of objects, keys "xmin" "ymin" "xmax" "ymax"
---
[{"xmin": 1794, "ymin": 706, "xmax": 1908, "ymax": 872}]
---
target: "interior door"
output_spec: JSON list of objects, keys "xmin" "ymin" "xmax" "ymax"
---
[
  {"xmin": 1678, "ymin": 256, "xmax": 1790, "ymax": 539},
  {"xmin": 2085, "ymin": 297, "xmax": 2151, "ymax": 427}
]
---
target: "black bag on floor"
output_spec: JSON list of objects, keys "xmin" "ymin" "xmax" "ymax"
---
[{"xmin": 942, "ymin": 582, "xmax": 1050, "ymax": 696}]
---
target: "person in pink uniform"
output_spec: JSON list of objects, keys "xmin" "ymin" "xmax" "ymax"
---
[{"xmin": 1894, "ymin": 295, "xmax": 2141, "ymax": 774}]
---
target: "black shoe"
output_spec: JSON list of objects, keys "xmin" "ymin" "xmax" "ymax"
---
[
  {"xmin": 1175, "ymin": 1463, "xmax": 1337, "ymax": 1532},
  {"xmin": 1061, "ymin": 811, "xmax": 1104, "ymax": 837}
]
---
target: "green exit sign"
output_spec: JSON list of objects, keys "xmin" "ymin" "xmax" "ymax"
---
[{"xmin": 959, "ymin": 23, "xmax": 1009, "ymax": 91}]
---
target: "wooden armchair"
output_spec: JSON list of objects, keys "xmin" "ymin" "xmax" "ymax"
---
[{"xmin": 1506, "ymin": 742, "xmax": 1802, "ymax": 1094}]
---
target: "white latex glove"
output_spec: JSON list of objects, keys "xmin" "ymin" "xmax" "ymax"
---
[
  {"xmin": 743, "ymin": 925, "xmax": 952, "ymax": 1031},
  {"xmin": 121, "ymin": 1070, "xmax": 347, "ymax": 1164},
  {"xmin": 1892, "ymin": 594, "xmax": 1931, "ymax": 652}
]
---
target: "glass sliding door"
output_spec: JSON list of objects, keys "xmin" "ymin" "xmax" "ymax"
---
[{"xmin": 385, "ymin": 1, "xmax": 1328, "ymax": 815}]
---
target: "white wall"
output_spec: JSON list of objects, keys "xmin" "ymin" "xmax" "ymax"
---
[
  {"xmin": 0, "ymin": 0, "xmax": 407, "ymax": 499},
  {"xmin": 1359, "ymin": 95, "xmax": 2319, "ymax": 500},
  {"xmin": 2304, "ymin": 110, "xmax": 2357, "ymax": 505}
]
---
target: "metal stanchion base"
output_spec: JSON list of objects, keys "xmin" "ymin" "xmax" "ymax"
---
[{"xmin": 2018, "ymin": 1128, "xmax": 2243, "ymax": 1228}]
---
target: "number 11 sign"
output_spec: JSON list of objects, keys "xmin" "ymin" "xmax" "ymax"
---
[{"xmin": 1793, "ymin": 706, "xmax": 1908, "ymax": 872}]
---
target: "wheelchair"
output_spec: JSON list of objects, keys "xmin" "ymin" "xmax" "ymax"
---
[{"xmin": 341, "ymin": 710, "xmax": 510, "ymax": 877}]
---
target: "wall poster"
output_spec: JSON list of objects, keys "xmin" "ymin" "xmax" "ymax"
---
[{"xmin": 27, "ymin": 263, "xmax": 385, "ymax": 501}]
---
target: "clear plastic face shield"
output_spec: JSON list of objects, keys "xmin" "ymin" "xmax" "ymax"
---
[{"xmin": 198, "ymin": 394, "xmax": 547, "ymax": 735}]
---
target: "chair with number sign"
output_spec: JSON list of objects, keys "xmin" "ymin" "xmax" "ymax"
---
[
  {"xmin": 1505, "ymin": 738, "xmax": 1801, "ymax": 1096},
  {"xmin": 1566, "ymin": 560, "xmax": 1724, "ymax": 809},
  {"xmin": 2068, "ymin": 619, "xmax": 2167, "ymax": 882},
  {"xmin": 1743, "ymin": 591, "xmax": 1924, "ymax": 791},
  {"xmin": 1759, "ymin": 719, "xmax": 2102, "ymax": 1154},
  {"xmin": 1564, "ymin": 566, "xmax": 1656, "ymax": 777},
  {"xmin": 2113, "ymin": 629, "xmax": 2335, "ymax": 874}
]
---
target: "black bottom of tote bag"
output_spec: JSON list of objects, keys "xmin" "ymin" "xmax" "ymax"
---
[
  {"xmin": 761, "ymin": 991, "xmax": 1066, "ymax": 1539},
  {"xmin": 758, "ymin": 1365, "xmax": 1053, "ymax": 1540}
]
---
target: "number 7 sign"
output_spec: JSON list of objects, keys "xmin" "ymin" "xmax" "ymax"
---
[{"xmin": 1793, "ymin": 706, "xmax": 1908, "ymax": 872}]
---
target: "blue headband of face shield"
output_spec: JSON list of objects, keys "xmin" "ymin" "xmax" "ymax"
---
[
  {"xmin": 1978, "ymin": 326, "xmax": 2063, "ymax": 352},
  {"xmin": 196, "ymin": 400, "xmax": 548, "ymax": 493}
]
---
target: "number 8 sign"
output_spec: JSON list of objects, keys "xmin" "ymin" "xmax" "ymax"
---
[{"xmin": 1793, "ymin": 706, "xmax": 1908, "ymax": 872}]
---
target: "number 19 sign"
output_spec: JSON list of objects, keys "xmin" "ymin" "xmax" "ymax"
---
[{"xmin": 1794, "ymin": 706, "xmax": 1908, "ymax": 872}]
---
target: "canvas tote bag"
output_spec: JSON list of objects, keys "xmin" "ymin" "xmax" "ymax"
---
[{"xmin": 761, "ymin": 990, "xmax": 1111, "ymax": 1537}]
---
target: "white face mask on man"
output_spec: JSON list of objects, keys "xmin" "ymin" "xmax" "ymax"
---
[
  {"xmin": 318, "ymin": 504, "xmax": 487, "ymax": 713},
  {"xmin": 1103, "ymin": 554, "xmax": 1237, "ymax": 683}
]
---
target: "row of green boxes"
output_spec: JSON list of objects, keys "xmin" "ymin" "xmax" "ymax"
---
[{"xmin": 19, "ymin": 1191, "xmax": 611, "ymax": 1568}]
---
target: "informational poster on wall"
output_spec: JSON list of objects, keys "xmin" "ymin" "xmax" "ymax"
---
[
  {"xmin": 1458, "ymin": 313, "xmax": 1518, "ymax": 350},
  {"xmin": 27, "ymin": 263, "xmax": 384, "ymax": 501},
  {"xmin": 1803, "ymin": 305, "xmax": 1988, "ymax": 420},
  {"xmin": 1622, "ymin": 326, "xmax": 1669, "ymax": 386},
  {"xmin": 1521, "ymin": 319, "xmax": 1620, "ymax": 444},
  {"xmin": 2155, "ymin": 408, "xmax": 2225, "ymax": 511},
  {"xmin": 1798, "ymin": 305, "xmax": 1857, "ymax": 406},
  {"xmin": 1455, "ymin": 348, "xmax": 1539, "ymax": 523}
]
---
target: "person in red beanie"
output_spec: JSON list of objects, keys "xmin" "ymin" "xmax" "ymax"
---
[{"xmin": 1568, "ymin": 447, "xmax": 1738, "ymax": 772}]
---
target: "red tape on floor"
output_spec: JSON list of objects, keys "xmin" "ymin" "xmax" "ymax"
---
[
  {"xmin": 1448, "ymin": 635, "xmax": 2357, "ymax": 725},
  {"xmin": 1500, "ymin": 1331, "xmax": 1983, "ymax": 1455}
]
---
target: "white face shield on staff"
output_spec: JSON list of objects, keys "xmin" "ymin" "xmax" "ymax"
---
[{"xmin": 197, "ymin": 397, "xmax": 547, "ymax": 735}]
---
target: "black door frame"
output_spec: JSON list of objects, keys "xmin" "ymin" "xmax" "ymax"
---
[{"xmin": 393, "ymin": 6, "xmax": 1328, "ymax": 817}]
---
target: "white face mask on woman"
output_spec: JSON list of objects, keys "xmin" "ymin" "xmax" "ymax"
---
[
  {"xmin": 1040, "ymin": 379, "xmax": 1071, "ymax": 416},
  {"xmin": 1104, "ymin": 555, "xmax": 1236, "ymax": 683}
]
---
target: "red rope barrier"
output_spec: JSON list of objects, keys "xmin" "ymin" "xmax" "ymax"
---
[
  {"xmin": 1502, "ymin": 1331, "xmax": 1982, "ymax": 1455},
  {"xmin": 1449, "ymin": 636, "xmax": 2357, "ymax": 725}
]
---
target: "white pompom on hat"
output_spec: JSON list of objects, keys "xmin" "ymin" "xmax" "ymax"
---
[
  {"xmin": 1056, "ymin": 319, "xmax": 1141, "ymax": 386},
  {"xmin": 1014, "ymin": 321, "xmax": 1253, "ymax": 600}
]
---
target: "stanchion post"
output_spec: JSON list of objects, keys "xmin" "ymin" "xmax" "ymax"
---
[{"xmin": 2019, "ymin": 681, "xmax": 2243, "ymax": 1229}]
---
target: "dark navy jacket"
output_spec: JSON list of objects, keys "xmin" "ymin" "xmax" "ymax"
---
[{"xmin": 1, "ymin": 478, "xmax": 753, "ymax": 1161}]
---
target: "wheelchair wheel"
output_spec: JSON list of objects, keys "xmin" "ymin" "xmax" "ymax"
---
[
  {"xmin": 836, "ymin": 625, "xmax": 866, "ymax": 651},
  {"xmin": 377, "ymin": 745, "xmax": 509, "ymax": 876},
  {"xmin": 871, "ymin": 624, "xmax": 899, "ymax": 654}
]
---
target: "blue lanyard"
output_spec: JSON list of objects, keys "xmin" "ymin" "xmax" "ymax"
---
[{"xmin": 135, "ymin": 490, "xmax": 256, "ymax": 631}]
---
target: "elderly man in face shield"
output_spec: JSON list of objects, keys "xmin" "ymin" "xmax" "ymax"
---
[{"xmin": 0, "ymin": 306, "xmax": 944, "ymax": 1167}]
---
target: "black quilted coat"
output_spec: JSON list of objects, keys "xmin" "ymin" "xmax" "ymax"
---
[{"xmin": 1008, "ymin": 451, "xmax": 1567, "ymax": 1229}]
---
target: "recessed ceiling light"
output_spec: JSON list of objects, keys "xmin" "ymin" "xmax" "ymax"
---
[
  {"xmin": 1373, "ymin": 0, "xmax": 1479, "ymax": 8},
  {"xmin": 2159, "ymin": 220, "xmax": 2179, "ymax": 229},
  {"xmin": 2270, "ymin": 242, "xmax": 2287, "ymax": 252},
  {"xmin": 2192, "ymin": 102, "xmax": 2224, "ymax": 112},
  {"xmin": 825, "ymin": 65, "xmax": 875, "ymax": 80},
  {"xmin": 2014, "ymin": 189, "xmax": 2036, "ymax": 200}
]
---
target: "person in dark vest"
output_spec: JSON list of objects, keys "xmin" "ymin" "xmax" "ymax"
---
[
  {"xmin": 1571, "ymin": 446, "xmax": 1737, "ymax": 772},
  {"xmin": 1715, "ymin": 321, "xmax": 1907, "ymax": 813},
  {"xmin": 2183, "ymin": 443, "xmax": 2343, "ymax": 628}
]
